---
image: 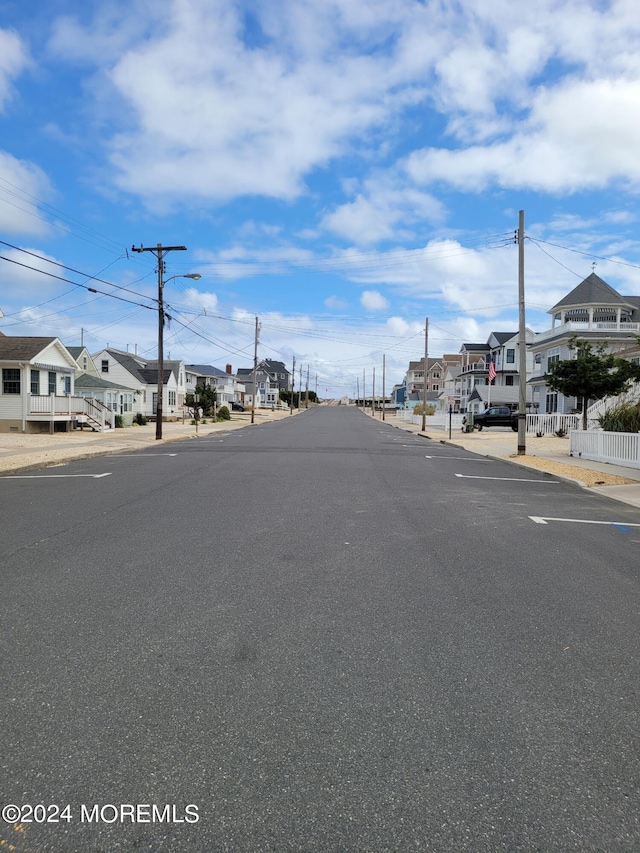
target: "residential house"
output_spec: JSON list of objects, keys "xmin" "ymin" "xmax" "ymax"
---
[
  {"xmin": 0, "ymin": 333, "xmax": 90, "ymax": 433},
  {"xmin": 529, "ymin": 273, "xmax": 640, "ymax": 413},
  {"xmin": 185, "ymin": 363, "xmax": 243, "ymax": 408},
  {"xmin": 91, "ymin": 348, "xmax": 187, "ymax": 422},
  {"xmin": 457, "ymin": 333, "xmax": 535, "ymax": 413},
  {"xmin": 404, "ymin": 354, "xmax": 463, "ymax": 410},
  {"xmin": 236, "ymin": 360, "xmax": 285, "ymax": 408},
  {"xmin": 67, "ymin": 346, "xmax": 99, "ymax": 378}
]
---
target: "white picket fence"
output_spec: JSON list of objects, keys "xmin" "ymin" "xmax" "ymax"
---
[
  {"xmin": 395, "ymin": 410, "xmax": 579, "ymax": 435},
  {"xmin": 569, "ymin": 430, "xmax": 640, "ymax": 470}
]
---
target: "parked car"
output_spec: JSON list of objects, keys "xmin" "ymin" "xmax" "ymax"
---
[
  {"xmin": 231, "ymin": 401, "xmax": 245, "ymax": 411},
  {"xmin": 463, "ymin": 406, "xmax": 518, "ymax": 431}
]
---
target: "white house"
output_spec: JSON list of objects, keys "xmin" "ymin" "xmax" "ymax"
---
[
  {"xmin": 529, "ymin": 273, "xmax": 640, "ymax": 413},
  {"xmin": 0, "ymin": 333, "xmax": 104, "ymax": 433},
  {"xmin": 91, "ymin": 348, "xmax": 187, "ymax": 422},
  {"xmin": 185, "ymin": 364, "xmax": 243, "ymax": 408}
]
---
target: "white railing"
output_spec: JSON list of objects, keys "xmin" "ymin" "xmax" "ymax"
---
[
  {"xmin": 395, "ymin": 411, "xmax": 466, "ymax": 430},
  {"xmin": 570, "ymin": 430, "xmax": 640, "ymax": 470},
  {"xmin": 28, "ymin": 394, "xmax": 115, "ymax": 429},
  {"xmin": 536, "ymin": 321, "xmax": 640, "ymax": 342}
]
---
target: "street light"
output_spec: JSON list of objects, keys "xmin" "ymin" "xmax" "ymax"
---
[{"xmin": 156, "ymin": 272, "xmax": 201, "ymax": 440}]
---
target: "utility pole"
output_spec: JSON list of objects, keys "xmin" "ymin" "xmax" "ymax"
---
[
  {"xmin": 305, "ymin": 365, "xmax": 310, "ymax": 409},
  {"xmin": 290, "ymin": 355, "xmax": 295, "ymax": 415},
  {"xmin": 517, "ymin": 210, "xmax": 527, "ymax": 455},
  {"xmin": 382, "ymin": 354, "xmax": 386, "ymax": 421},
  {"xmin": 298, "ymin": 365, "xmax": 302, "ymax": 409},
  {"xmin": 356, "ymin": 376, "xmax": 359, "ymax": 407},
  {"xmin": 131, "ymin": 243, "xmax": 186, "ymax": 439},
  {"xmin": 363, "ymin": 369, "xmax": 366, "ymax": 412},
  {"xmin": 315, "ymin": 373, "xmax": 318, "ymax": 404},
  {"xmin": 372, "ymin": 367, "xmax": 376, "ymax": 417},
  {"xmin": 422, "ymin": 317, "xmax": 429, "ymax": 432},
  {"xmin": 251, "ymin": 316, "xmax": 259, "ymax": 424}
]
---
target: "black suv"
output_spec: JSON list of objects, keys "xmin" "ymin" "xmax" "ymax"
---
[{"xmin": 464, "ymin": 406, "xmax": 518, "ymax": 431}]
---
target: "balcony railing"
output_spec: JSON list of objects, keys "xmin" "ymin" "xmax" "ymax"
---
[{"xmin": 536, "ymin": 320, "xmax": 640, "ymax": 343}]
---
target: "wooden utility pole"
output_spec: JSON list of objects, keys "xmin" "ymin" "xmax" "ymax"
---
[
  {"xmin": 305, "ymin": 365, "xmax": 310, "ymax": 409},
  {"xmin": 382, "ymin": 354, "xmax": 386, "ymax": 421},
  {"xmin": 363, "ymin": 369, "xmax": 366, "ymax": 411},
  {"xmin": 356, "ymin": 376, "xmax": 359, "ymax": 407},
  {"xmin": 131, "ymin": 243, "xmax": 186, "ymax": 439},
  {"xmin": 372, "ymin": 367, "xmax": 376, "ymax": 417},
  {"xmin": 251, "ymin": 316, "xmax": 259, "ymax": 424},
  {"xmin": 298, "ymin": 365, "xmax": 302, "ymax": 409},
  {"xmin": 422, "ymin": 317, "xmax": 429, "ymax": 432},
  {"xmin": 290, "ymin": 355, "xmax": 296, "ymax": 415},
  {"xmin": 517, "ymin": 210, "xmax": 527, "ymax": 455}
]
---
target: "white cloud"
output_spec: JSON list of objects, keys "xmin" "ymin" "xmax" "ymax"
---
[
  {"xmin": 0, "ymin": 153, "xmax": 55, "ymax": 236},
  {"xmin": 325, "ymin": 295, "xmax": 348, "ymax": 309},
  {"xmin": 360, "ymin": 290, "xmax": 389, "ymax": 311},
  {"xmin": 0, "ymin": 28, "xmax": 29, "ymax": 111},
  {"xmin": 407, "ymin": 77, "xmax": 640, "ymax": 194}
]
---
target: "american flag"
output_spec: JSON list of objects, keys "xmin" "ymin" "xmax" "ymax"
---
[{"xmin": 488, "ymin": 359, "xmax": 496, "ymax": 383}]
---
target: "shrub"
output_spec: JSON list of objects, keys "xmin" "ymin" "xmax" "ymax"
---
[
  {"xmin": 201, "ymin": 419, "xmax": 207, "ymax": 424},
  {"xmin": 218, "ymin": 406, "xmax": 231, "ymax": 421},
  {"xmin": 598, "ymin": 402, "xmax": 640, "ymax": 432},
  {"xmin": 115, "ymin": 415, "xmax": 124, "ymax": 428},
  {"xmin": 133, "ymin": 412, "xmax": 147, "ymax": 426},
  {"xmin": 413, "ymin": 404, "xmax": 436, "ymax": 416}
]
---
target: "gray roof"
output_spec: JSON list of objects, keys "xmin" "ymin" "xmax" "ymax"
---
[
  {"xmin": 550, "ymin": 273, "xmax": 636, "ymax": 312},
  {"xmin": 0, "ymin": 336, "xmax": 57, "ymax": 361},
  {"xmin": 138, "ymin": 368, "xmax": 172, "ymax": 385},
  {"xmin": 74, "ymin": 373, "xmax": 135, "ymax": 391},
  {"xmin": 186, "ymin": 364, "xmax": 228, "ymax": 378},
  {"xmin": 491, "ymin": 332, "xmax": 518, "ymax": 345}
]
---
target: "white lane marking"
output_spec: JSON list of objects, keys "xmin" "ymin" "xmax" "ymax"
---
[
  {"xmin": 530, "ymin": 516, "xmax": 640, "ymax": 527},
  {"xmin": 2, "ymin": 473, "xmax": 112, "ymax": 479},
  {"xmin": 455, "ymin": 473, "xmax": 558, "ymax": 483},
  {"xmin": 116, "ymin": 453, "xmax": 178, "ymax": 457},
  {"xmin": 425, "ymin": 455, "xmax": 490, "ymax": 461}
]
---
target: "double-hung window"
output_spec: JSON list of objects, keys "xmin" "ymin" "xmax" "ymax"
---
[
  {"xmin": 2, "ymin": 369, "xmax": 20, "ymax": 394},
  {"xmin": 30, "ymin": 370, "xmax": 40, "ymax": 395}
]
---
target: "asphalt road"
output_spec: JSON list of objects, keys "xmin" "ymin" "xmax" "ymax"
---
[{"xmin": 1, "ymin": 406, "xmax": 640, "ymax": 852}]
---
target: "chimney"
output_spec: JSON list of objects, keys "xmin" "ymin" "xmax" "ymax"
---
[{"xmin": 226, "ymin": 364, "xmax": 232, "ymax": 374}]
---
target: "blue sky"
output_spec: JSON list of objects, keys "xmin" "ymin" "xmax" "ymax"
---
[{"xmin": 2, "ymin": 0, "xmax": 640, "ymax": 397}]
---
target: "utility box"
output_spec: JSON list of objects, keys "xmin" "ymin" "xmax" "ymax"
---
[{"xmin": 464, "ymin": 412, "xmax": 474, "ymax": 433}]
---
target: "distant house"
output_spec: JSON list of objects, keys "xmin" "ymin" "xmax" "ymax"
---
[
  {"xmin": 236, "ymin": 360, "xmax": 287, "ymax": 408},
  {"xmin": 185, "ymin": 364, "xmax": 243, "ymax": 408},
  {"xmin": 457, "ymin": 333, "xmax": 534, "ymax": 413},
  {"xmin": 0, "ymin": 333, "xmax": 102, "ymax": 433}
]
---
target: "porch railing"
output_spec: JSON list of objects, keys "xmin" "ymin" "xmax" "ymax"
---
[{"xmin": 28, "ymin": 394, "xmax": 115, "ymax": 429}]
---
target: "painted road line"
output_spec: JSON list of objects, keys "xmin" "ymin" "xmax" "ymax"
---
[
  {"xmin": 530, "ymin": 516, "xmax": 640, "ymax": 527},
  {"xmin": 115, "ymin": 453, "xmax": 178, "ymax": 457},
  {"xmin": 1, "ymin": 473, "xmax": 112, "ymax": 479},
  {"xmin": 455, "ymin": 473, "xmax": 558, "ymax": 483},
  {"xmin": 425, "ymin": 455, "xmax": 490, "ymax": 461}
]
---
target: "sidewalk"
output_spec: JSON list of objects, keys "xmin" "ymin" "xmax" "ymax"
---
[
  {"xmin": 0, "ymin": 409, "xmax": 298, "ymax": 476},
  {"xmin": 383, "ymin": 413, "xmax": 640, "ymax": 510}
]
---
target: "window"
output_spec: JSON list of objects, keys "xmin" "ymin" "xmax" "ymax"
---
[
  {"xmin": 432, "ymin": 371, "xmax": 440, "ymax": 379},
  {"xmin": 506, "ymin": 349, "xmax": 515, "ymax": 364},
  {"xmin": 505, "ymin": 375, "xmax": 514, "ymax": 386},
  {"xmin": 168, "ymin": 391, "xmax": 176, "ymax": 406},
  {"xmin": 432, "ymin": 384, "xmax": 439, "ymax": 391},
  {"xmin": 2, "ymin": 368, "xmax": 20, "ymax": 394},
  {"xmin": 82, "ymin": 357, "xmax": 87, "ymax": 370},
  {"xmin": 101, "ymin": 360, "xmax": 109, "ymax": 373},
  {"xmin": 546, "ymin": 392, "xmax": 558, "ymax": 413},
  {"xmin": 63, "ymin": 376, "xmax": 71, "ymax": 394},
  {"xmin": 30, "ymin": 370, "xmax": 40, "ymax": 395},
  {"xmin": 48, "ymin": 372, "xmax": 56, "ymax": 394}
]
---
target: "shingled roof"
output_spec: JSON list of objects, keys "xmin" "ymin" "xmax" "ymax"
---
[
  {"xmin": 550, "ymin": 273, "xmax": 636, "ymax": 313},
  {"xmin": 0, "ymin": 336, "xmax": 57, "ymax": 361}
]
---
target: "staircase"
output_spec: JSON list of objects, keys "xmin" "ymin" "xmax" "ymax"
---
[{"xmin": 586, "ymin": 382, "xmax": 640, "ymax": 429}]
